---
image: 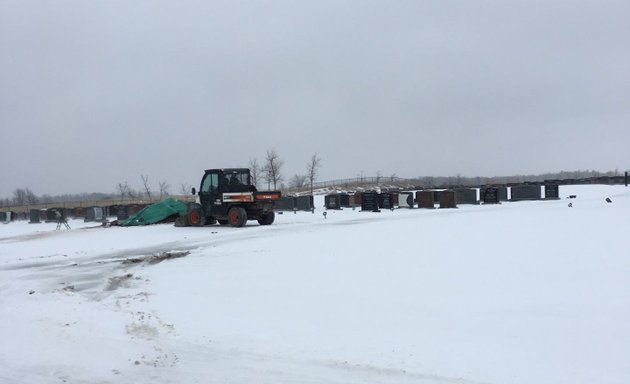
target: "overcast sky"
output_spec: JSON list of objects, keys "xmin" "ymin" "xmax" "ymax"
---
[{"xmin": 1, "ymin": 0, "xmax": 628, "ymax": 197}]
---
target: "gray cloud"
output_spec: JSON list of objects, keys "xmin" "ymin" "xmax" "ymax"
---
[{"xmin": 1, "ymin": 0, "xmax": 629, "ymax": 197}]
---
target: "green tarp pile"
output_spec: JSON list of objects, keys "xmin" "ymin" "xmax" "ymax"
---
[{"xmin": 119, "ymin": 198, "xmax": 189, "ymax": 226}]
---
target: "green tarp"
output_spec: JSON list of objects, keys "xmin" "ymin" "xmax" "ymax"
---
[{"xmin": 119, "ymin": 198, "xmax": 189, "ymax": 226}]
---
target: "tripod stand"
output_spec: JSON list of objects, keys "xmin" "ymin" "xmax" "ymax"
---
[{"xmin": 55, "ymin": 210, "xmax": 71, "ymax": 230}]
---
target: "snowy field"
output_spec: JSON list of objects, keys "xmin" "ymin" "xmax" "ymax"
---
[{"xmin": 1, "ymin": 185, "xmax": 629, "ymax": 384}]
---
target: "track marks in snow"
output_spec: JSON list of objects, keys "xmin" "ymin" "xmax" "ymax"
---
[{"xmin": 320, "ymin": 360, "xmax": 492, "ymax": 384}]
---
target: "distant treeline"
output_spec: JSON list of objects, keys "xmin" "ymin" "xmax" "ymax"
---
[
  {"xmin": 1, "ymin": 169, "xmax": 625, "ymax": 207},
  {"xmin": 411, "ymin": 169, "xmax": 625, "ymax": 188},
  {"xmin": 305, "ymin": 169, "xmax": 625, "ymax": 191},
  {"xmin": 0, "ymin": 188, "xmax": 120, "ymax": 208}
]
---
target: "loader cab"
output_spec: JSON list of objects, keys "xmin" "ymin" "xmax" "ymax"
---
[{"xmin": 198, "ymin": 169, "xmax": 253, "ymax": 211}]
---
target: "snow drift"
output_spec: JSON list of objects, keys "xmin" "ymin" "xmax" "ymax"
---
[{"xmin": 0, "ymin": 185, "xmax": 628, "ymax": 384}]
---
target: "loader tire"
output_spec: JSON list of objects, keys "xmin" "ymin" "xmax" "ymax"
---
[
  {"xmin": 228, "ymin": 207, "xmax": 247, "ymax": 227},
  {"xmin": 188, "ymin": 207, "xmax": 205, "ymax": 227},
  {"xmin": 257, "ymin": 211, "xmax": 275, "ymax": 226}
]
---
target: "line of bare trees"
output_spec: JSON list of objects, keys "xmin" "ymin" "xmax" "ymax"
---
[
  {"xmin": 248, "ymin": 150, "xmax": 321, "ymax": 194},
  {"xmin": 115, "ymin": 175, "xmax": 171, "ymax": 203}
]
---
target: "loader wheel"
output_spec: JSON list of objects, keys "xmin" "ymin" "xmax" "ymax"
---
[
  {"xmin": 188, "ymin": 207, "xmax": 205, "ymax": 227},
  {"xmin": 228, "ymin": 207, "xmax": 247, "ymax": 227},
  {"xmin": 257, "ymin": 211, "xmax": 275, "ymax": 226}
]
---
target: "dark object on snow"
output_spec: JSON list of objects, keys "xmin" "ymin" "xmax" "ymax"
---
[
  {"xmin": 483, "ymin": 187, "xmax": 500, "ymax": 204},
  {"xmin": 568, "ymin": 195, "xmax": 577, "ymax": 199},
  {"xmin": 378, "ymin": 193, "xmax": 394, "ymax": 210},
  {"xmin": 544, "ymin": 184, "xmax": 560, "ymax": 200},
  {"xmin": 480, "ymin": 186, "xmax": 508, "ymax": 202},
  {"xmin": 85, "ymin": 207, "xmax": 104, "ymax": 222},
  {"xmin": 568, "ymin": 203, "xmax": 573, "ymax": 208},
  {"xmin": 29, "ymin": 209, "xmax": 42, "ymax": 224},
  {"xmin": 454, "ymin": 188, "xmax": 479, "ymax": 204},
  {"xmin": 325, "ymin": 194, "xmax": 342, "ymax": 210},
  {"xmin": 417, "ymin": 191, "xmax": 435, "ymax": 209},
  {"xmin": 439, "ymin": 190, "xmax": 457, "ymax": 209},
  {"xmin": 606, "ymin": 198, "xmax": 612, "ymax": 203},
  {"xmin": 361, "ymin": 191, "xmax": 380, "ymax": 212},
  {"xmin": 510, "ymin": 185, "xmax": 542, "ymax": 201}
]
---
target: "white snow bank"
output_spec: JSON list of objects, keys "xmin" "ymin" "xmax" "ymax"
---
[{"xmin": 1, "ymin": 185, "xmax": 628, "ymax": 383}]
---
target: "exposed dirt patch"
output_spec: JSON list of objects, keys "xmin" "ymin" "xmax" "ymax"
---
[{"xmin": 122, "ymin": 251, "xmax": 190, "ymax": 265}]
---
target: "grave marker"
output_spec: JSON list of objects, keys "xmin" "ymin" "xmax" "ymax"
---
[
  {"xmin": 439, "ymin": 190, "xmax": 457, "ymax": 208},
  {"xmin": 454, "ymin": 188, "xmax": 479, "ymax": 204},
  {"xmin": 417, "ymin": 191, "xmax": 435, "ymax": 209},
  {"xmin": 29, "ymin": 209, "xmax": 41, "ymax": 224},
  {"xmin": 483, "ymin": 187, "xmax": 500, "ymax": 204},
  {"xmin": 510, "ymin": 185, "xmax": 542, "ymax": 201},
  {"xmin": 361, "ymin": 192, "xmax": 380, "ymax": 212},
  {"xmin": 544, "ymin": 184, "xmax": 560, "ymax": 200}
]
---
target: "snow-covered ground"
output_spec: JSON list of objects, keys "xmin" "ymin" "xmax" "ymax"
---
[{"xmin": 1, "ymin": 185, "xmax": 629, "ymax": 384}]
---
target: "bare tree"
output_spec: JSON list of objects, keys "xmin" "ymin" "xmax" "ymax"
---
[
  {"xmin": 116, "ymin": 182, "xmax": 130, "ymax": 202},
  {"xmin": 13, "ymin": 188, "xmax": 38, "ymax": 205},
  {"xmin": 26, "ymin": 188, "xmax": 39, "ymax": 204},
  {"xmin": 180, "ymin": 183, "xmax": 192, "ymax": 195},
  {"xmin": 306, "ymin": 153, "xmax": 321, "ymax": 196},
  {"xmin": 289, "ymin": 174, "xmax": 308, "ymax": 188},
  {"xmin": 12, "ymin": 188, "xmax": 28, "ymax": 206},
  {"xmin": 141, "ymin": 174, "xmax": 152, "ymax": 201},
  {"xmin": 262, "ymin": 149, "xmax": 283, "ymax": 190},
  {"xmin": 249, "ymin": 158, "xmax": 260, "ymax": 188},
  {"xmin": 158, "ymin": 181, "xmax": 170, "ymax": 200}
]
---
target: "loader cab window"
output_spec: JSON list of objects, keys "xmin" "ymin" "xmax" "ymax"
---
[
  {"xmin": 224, "ymin": 171, "xmax": 249, "ymax": 187},
  {"xmin": 201, "ymin": 173, "xmax": 219, "ymax": 193}
]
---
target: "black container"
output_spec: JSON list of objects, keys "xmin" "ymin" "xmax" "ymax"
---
[
  {"xmin": 117, "ymin": 205, "xmax": 130, "ymax": 220},
  {"xmin": 544, "ymin": 184, "xmax": 560, "ymax": 199},
  {"xmin": 295, "ymin": 196, "xmax": 314, "ymax": 211},
  {"xmin": 361, "ymin": 192, "xmax": 380, "ymax": 212},
  {"xmin": 45, "ymin": 208, "xmax": 61, "ymax": 222},
  {"xmin": 29, "ymin": 209, "xmax": 41, "ymax": 224},
  {"xmin": 274, "ymin": 197, "xmax": 297, "ymax": 211},
  {"xmin": 379, "ymin": 193, "xmax": 394, "ymax": 209},
  {"xmin": 85, "ymin": 206, "xmax": 104, "ymax": 222},
  {"xmin": 481, "ymin": 186, "xmax": 508, "ymax": 202},
  {"xmin": 510, "ymin": 185, "xmax": 542, "ymax": 201},
  {"xmin": 325, "ymin": 194, "xmax": 342, "ymax": 210},
  {"xmin": 454, "ymin": 188, "xmax": 478, "ymax": 204},
  {"xmin": 339, "ymin": 194, "xmax": 351, "ymax": 207},
  {"xmin": 483, "ymin": 187, "xmax": 499, "ymax": 204}
]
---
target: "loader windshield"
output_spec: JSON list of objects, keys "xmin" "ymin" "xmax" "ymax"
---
[{"xmin": 224, "ymin": 170, "xmax": 249, "ymax": 187}]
